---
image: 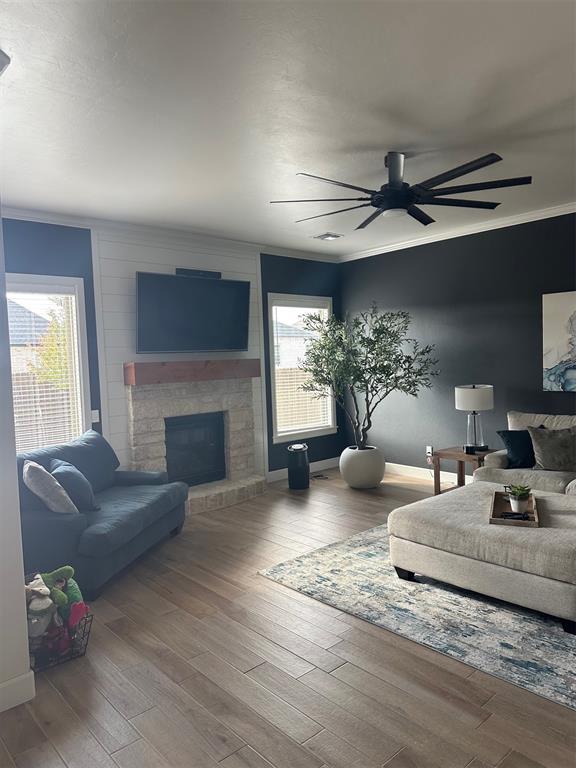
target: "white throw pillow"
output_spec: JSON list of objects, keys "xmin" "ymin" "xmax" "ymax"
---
[{"xmin": 22, "ymin": 460, "xmax": 79, "ymax": 514}]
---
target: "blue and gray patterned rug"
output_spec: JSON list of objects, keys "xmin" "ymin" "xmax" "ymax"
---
[{"xmin": 261, "ymin": 524, "xmax": 576, "ymax": 710}]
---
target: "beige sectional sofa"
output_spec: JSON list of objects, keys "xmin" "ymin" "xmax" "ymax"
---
[
  {"xmin": 388, "ymin": 411, "xmax": 576, "ymax": 632},
  {"xmin": 473, "ymin": 410, "xmax": 576, "ymax": 493}
]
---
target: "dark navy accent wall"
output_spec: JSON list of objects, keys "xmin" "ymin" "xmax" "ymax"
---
[
  {"xmin": 2, "ymin": 219, "xmax": 101, "ymax": 423},
  {"xmin": 260, "ymin": 253, "xmax": 348, "ymax": 471},
  {"xmin": 340, "ymin": 214, "xmax": 576, "ymax": 470}
]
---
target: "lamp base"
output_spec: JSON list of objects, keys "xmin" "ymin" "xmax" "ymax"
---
[
  {"xmin": 463, "ymin": 444, "xmax": 488, "ymax": 454},
  {"xmin": 465, "ymin": 411, "xmax": 487, "ymax": 452}
]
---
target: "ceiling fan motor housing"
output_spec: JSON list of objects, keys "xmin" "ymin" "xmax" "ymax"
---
[{"xmin": 373, "ymin": 183, "xmax": 414, "ymax": 211}]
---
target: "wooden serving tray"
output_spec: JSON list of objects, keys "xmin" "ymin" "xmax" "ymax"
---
[{"xmin": 489, "ymin": 491, "xmax": 539, "ymax": 527}]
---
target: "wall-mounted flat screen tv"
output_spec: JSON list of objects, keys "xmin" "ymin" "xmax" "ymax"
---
[{"xmin": 136, "ymin": 272, "xmax": 250, "ymax": 352}]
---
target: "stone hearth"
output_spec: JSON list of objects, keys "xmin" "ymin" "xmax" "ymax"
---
[{"xmin": 125, "ymin": 363, "xmax": 265, "ymax": 513}]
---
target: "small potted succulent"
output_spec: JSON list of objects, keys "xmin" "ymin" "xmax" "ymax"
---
[{"xmin": 505, "ymin": 484, "xmax": 531, "ymax": 514}]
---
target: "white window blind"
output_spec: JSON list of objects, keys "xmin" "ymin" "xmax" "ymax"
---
[
  {"xmin": 269, "ymin": 294, "xmax": 336, "ymax": 443},
  {"xmin": 7, "ymin": 285, "xmax": 86, "ymax": 452}
]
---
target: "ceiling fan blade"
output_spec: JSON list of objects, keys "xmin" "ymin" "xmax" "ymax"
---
[
  {"xmin": 270, "ymin": 197, "xmax": 371, "ymax": 203},
  {"xmin": 416, "ymin": 153, "xmax": 502, "ymax": 189},
  {"xmin": 419, "ymin": 197, "xmax": 500, "ymax": 209},
  {"xmin": 406, "ymin": 206, "xmax": 435, "ymax": 226},
  {"xmin": 424, "ymin": 176, "xmax": 532, "ymax": 196},
  {"xmin": 295, "ymin": 203, "xmax": 372, "ymax": 223},
  {"xmin": 355, "ymin": 208, "xmax": 385, "ymax": 230},
  {"xmin": 297, "ymin": 172, "xmax": 376, "ymax": 195}
]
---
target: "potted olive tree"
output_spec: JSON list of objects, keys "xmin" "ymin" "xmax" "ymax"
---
[{"xmin": 300, "ymin": 305, "xmax": 438, "ymax": 488}]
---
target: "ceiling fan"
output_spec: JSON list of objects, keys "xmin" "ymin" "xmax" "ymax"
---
[{"xmin": 271, "ymin": 152, "xmax": 532, "ymax": 229}]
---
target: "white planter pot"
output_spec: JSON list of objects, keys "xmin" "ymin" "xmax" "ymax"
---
[
  {"xmin": 509, "ymin": 496, "xmax": 528, "ymax": 514},
  {"xmin": 339, "ymin": 446, "xmax": 385, "ymax": 489}
]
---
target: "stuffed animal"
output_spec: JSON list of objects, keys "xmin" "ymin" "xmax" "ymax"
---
[
  {"xmin": 26, "ymin": 573, "xmax": 57, "ymax": 638},
  {"xmin": 41, "ymin": 565, "xmax": 88, "ymax": 625},
  {"xmin": 25, "ymin": 572, "xmax": 50, "ymax": 601},
  {"xmin": 41, "ymin": 566, "xmax": 74, "ymax": 610}
]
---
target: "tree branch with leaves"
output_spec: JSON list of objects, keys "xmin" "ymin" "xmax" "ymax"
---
[
  {"xmin": 27, "ymin": 298, "xmax": 72, "ymax": 391},
  {"xmin": 299, "ymin": 305, "xmax": 439, "ymax": 449}
]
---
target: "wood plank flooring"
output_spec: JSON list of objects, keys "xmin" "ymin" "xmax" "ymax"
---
[{"xmin": 2, "ymin": 470, "xmax": 574, "ymax": 768}]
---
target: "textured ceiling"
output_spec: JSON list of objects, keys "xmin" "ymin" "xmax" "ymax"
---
[{"xmin": 1, "ymin": 0, "xmax": 575, "ymax": 257}]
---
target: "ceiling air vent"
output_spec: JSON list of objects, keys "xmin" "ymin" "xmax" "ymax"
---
[{"xmin": 313, "ymin": 232, "xmax": 343, "ymax": 241}]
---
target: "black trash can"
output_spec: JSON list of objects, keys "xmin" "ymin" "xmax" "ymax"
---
[{"xmin": 287, "ymin": 443, "xmax": 310, "ymax": 490}]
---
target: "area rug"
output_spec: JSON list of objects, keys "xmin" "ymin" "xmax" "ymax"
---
[{"xmin": 260, "ymin": 525, "xmax": 576, "ymax": 710}]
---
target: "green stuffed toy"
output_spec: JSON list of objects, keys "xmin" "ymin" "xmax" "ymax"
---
[{"xmin": 41, "ymin": 566, "xmax": 84, "ymax": 622}]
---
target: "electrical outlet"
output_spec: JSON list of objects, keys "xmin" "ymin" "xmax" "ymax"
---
[{"xmin": 426, "ymin": 445, "xmax": 434, "ymax": 456}]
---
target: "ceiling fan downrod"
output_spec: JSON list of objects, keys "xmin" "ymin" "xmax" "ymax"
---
[{"xmin": 385, "ymin": 151, "xmax": 405, "ymax": 189}]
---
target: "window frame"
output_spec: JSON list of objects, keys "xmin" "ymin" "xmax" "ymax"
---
[
  {"xmin": 6, "ymin": 273, "xmax": 92, "ymax": 447},
  {"xmin": 268, "ymin": 292, "xmax": 337, "ymax": 444}
]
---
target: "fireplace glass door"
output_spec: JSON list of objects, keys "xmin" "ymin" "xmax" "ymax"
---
[{"xmin": 164, "ymin": 411, "xmax": 225, "ymax": 486}]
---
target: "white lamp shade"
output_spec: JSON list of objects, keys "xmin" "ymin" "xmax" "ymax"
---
[{"xmin": 455, "ymin": 384, "xmax": 494, "ymax": 411}]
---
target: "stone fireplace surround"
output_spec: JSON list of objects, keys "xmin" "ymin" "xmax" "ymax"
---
[{"xmin": 124, "ymin": 360, "xmax": 265, "ymax": 513}]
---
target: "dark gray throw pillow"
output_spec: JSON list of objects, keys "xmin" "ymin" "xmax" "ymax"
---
[
  {"xmin": 497, "ymin": 429, "xmax": 536, "ymax": 468},
  {"xmin": 50, "ymin": 459, "xmax": 99, "ymax": 511},
  {"xmin": 527, "ymin": 426, "xmax": 576, "ymax": 472}
]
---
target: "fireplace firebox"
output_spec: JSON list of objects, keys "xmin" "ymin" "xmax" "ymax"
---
[{"xmin": 164, "ymin": 411, "xmax": 225, "ymax": 486}]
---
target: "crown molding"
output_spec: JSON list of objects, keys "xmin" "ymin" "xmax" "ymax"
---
[
  {"xmin": 340, "ymin": 202, "xmax": 576, "ymax": 262},
  {"xmin": 0, "ymin": 207, "xmax": 340, "ymax": 263},
  {"xmin": 2, "ymin": 202, "xmax": 573, "ymax": 266}
]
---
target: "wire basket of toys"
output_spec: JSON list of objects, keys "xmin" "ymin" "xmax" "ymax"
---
[{"xmin": 25, "ymin": 566, "xmax": 92, "ymax": 672}]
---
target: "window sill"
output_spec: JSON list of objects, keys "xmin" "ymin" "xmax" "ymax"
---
[{"xmin": 272, "ymin": 426, "xmax": 338, "ymax": 445}]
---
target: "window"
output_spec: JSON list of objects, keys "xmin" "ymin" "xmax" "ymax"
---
[
  {"xmin": 6, "ymin": 274, "xmax": 90, "ymax": 452},
  {"xmin": 268, "ymin": 293, "xmax": 336, "ymax": 443}
]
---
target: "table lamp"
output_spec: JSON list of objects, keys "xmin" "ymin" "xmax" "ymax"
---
[{"xmin": 454, "ymin": 384, "xmax": 494, "ymax": 453}]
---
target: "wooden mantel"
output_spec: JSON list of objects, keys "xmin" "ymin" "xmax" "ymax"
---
[{"xmin": 124, "ymin": 359, "xmax": 261, "ymax": 386}]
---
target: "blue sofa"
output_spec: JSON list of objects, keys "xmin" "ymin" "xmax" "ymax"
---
[{"xmin": 17, "ymin": 430, "xmax": 188, "ymax": 599}]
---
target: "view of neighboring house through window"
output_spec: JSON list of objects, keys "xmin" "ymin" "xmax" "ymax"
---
[
  {"xmin": 268, "ymin": 293, "xmax": 336, "ymax": 443},
  {"xmin": 6, "ymin": 275, "xmax": 89, "ymax": 452}
]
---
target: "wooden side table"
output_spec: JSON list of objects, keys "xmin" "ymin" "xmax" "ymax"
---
[{"xmin": 431, "ymin": 447, "xmax": 495, "ymax": 495}]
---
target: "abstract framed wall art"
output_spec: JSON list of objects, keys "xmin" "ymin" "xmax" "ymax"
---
[{"xmin": 543, "ymin": 291, "xmax": 576, "ymax": 392}]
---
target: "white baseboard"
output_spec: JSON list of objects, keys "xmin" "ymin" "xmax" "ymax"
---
[
  {"xmin": 266, "ymin": 456, "xmax": 339, "ymax": 482},
  {"xmin": 0, "ymin": 669, "xmax": 35, "ymax": 713},
  {"xmin": 386, "ymin": 461, "xmax": 473, "ymax": 485}
]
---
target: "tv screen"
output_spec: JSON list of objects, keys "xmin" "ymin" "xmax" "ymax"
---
[{"xmin": 137, "ymin": 272, "xmax": 250, "ymax": 352}]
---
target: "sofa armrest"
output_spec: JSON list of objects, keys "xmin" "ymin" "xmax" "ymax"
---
[
  {"xmin": 566, "ymin": 479, "xmax": 576, "ymax": 496},
  {"xmin": 483, "ymin": 450, "xmax": 509, "ymax": 469},
  {"xmin": 114, "ymin": 469, "xmax": 169, "ymax": 486},
  {"xmin": 20, "ymin": 510, "xmax": 88, "ymax": 573}
]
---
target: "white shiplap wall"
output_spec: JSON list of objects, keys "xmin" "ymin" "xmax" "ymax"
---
[{"xmin": 92, "ymin": 225, "xmax": 267, "ymax": 471}]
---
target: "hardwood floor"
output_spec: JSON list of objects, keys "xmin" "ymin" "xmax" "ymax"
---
[{"xmin": 2, "ymin": 470, "xmax": 575, "ymax": 768}]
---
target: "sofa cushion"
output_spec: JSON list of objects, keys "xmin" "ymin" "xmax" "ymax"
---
[
  {"xmin": 388, "ymin": 481, "xmax": 576, "ymax": 584},
  {"xmin": 507, "ymin": 411, "xmax": 576, "ymax": 431},
  {"xmin": 17, "ymin": 431, "xmax": 120, "ymax": 504},
  {"xmin": 528, "ymin": 426, "xmax": 576, "ymax": 472},
  {"xmin": 77, "ymin": 481, "xmax": 188, "ymax": 557},
  {"xmin": 473, "ymin": 465, "xmax": 576, "ymax": 494},
  {"xmin": 50, "ymin": 459, "xmax": 99, "ymax": 511}
]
